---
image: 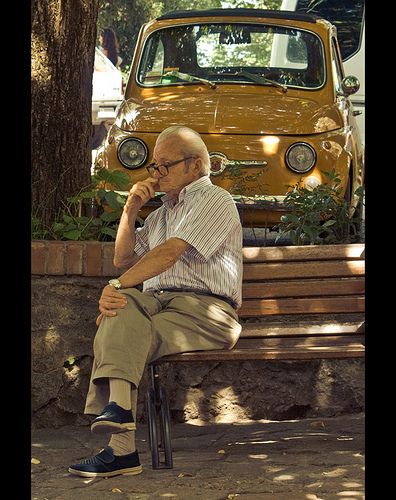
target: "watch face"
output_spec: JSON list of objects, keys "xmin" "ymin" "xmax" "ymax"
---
[{"xmin": 109, "ymin": 279, "xmax": 121, "ymax": 289}]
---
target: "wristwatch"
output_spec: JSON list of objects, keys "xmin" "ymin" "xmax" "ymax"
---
[{"xmin": 108, "ymin": 278, "xmax": 122, "ymax": 290}]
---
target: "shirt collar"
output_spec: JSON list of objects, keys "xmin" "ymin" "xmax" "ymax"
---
[{"xmin": 161, "ymin": 176, "xmax": 212, "ymax": 207}]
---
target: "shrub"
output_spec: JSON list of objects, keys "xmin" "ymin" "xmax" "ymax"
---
[
  {"xmin": 31, "ymin": 169, "xmax": 132, "ymax": 241},
  {"xmin": 275, "ymin": 169, "xmax": 364, "ymax": 245}
]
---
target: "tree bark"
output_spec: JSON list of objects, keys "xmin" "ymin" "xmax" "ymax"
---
[{"xmin": 31, "ymin": 0, "xmax": 100, "ymax": 226}]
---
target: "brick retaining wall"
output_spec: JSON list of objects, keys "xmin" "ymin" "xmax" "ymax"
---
[{"xmin": 31, "ymin": 240, "xmax": 118, "ymax": 277}]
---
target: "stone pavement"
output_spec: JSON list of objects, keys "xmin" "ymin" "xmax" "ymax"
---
[{"xmin": 31, "ymin": 413, "xmax": 364, "ymax": 500}]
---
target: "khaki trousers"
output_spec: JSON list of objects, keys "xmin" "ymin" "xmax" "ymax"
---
[{"xmin": 85, "ymin": 288, "xmax": 241, "ymax": 415}]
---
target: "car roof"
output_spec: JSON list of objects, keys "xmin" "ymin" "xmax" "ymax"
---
[{"xmin": 156, "ymin": 8, "xmax": 321, "ymax": 24}]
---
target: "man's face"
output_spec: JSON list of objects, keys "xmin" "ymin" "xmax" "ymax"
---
[{"xmin": 151, "ymin": 137, "xmax": 200, "ymax": 195}]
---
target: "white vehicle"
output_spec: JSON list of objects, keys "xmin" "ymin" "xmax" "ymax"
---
[
  {"xmin": 278, "ymin": 0, "xmax": 365, "ymax": 143},
  {"xmin": 92, "ymin": 47, "xmax": 124, "ymax": 148}
]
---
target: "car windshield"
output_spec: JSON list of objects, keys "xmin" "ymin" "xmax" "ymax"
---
[{"xmin": 137, "ymin": 23, "xmax": 325, "ymax": 89}]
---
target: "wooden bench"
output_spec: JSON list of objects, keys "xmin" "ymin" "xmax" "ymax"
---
[{"xmin": 145, "ymin": 243, "xmax": 365, "ymax": 469}]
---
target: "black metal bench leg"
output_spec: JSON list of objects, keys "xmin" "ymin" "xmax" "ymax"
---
[{"xmin": 146, "ymin": 364, "xmax": 173, "ymax": 469}]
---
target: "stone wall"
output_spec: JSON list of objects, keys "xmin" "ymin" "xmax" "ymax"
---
[{"xmin": 32, "ymin": 270, "xmax": 364, "ymax": 429}]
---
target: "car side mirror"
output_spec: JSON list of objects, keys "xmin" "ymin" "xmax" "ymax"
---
[{"xmin": 341, "ymin": 75, "xmax": 360, "ymax": 96}]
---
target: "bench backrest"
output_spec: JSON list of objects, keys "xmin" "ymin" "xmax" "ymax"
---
[{"xmin": 240, "ymin": 243, "xmax": 365, "ymax": 318}]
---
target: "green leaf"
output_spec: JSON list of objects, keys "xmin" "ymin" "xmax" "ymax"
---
[
  {"xmin": 80, "ymin": 191, "xmax": 98, "ymax": 199},
  {"xmin": 52, "ymin": 222, "xmax": 65, "ymax": 232},
  {"xmin": 104, "ymin": 191, "xmax": 125, "ymax": 210},
  {"xmin": 322, "ymin": 219, "xmax": 336, "ymax": 227},
  {"xmin": 63, "ymin": 229, "xmax": 82, "ymax": 240},
  {"xmin": 101, "ymin": 227, "xmax": 117, "ymax": 238},
  {"xmin": 101, "ymin": 210, "xmax": 121, "ymax": 222},
  {"xmin": 62, "ymin": 215, "xmax": 74, "ymax": 223},
  {"xmin": 95, "ymin": 169, "xmax": 130, "ymax": 189},
  {"xmin": 67, "ymin": 356, "xmax": 75, "ymax": 366}
]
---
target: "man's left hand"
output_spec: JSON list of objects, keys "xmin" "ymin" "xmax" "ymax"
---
[{"xmin": 98, "ymin": 285, "xmax": 128, "ymax": 319}]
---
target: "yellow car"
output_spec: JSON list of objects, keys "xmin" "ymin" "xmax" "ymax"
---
[{"xmin": 96, "ymin": 8, "xmax": 364, "ymax": 226}]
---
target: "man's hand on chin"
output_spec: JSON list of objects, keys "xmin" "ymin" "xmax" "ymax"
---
[{"xmin": 125, "ymin": 177, "xmax": 159, "ymax": 210}]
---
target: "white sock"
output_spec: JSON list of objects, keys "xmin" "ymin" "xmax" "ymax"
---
[{"xmin": 109, "ymin": 378, "xmax": 131, "ymax": 410}]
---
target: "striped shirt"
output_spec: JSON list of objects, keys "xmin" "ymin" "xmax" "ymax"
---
[{"xmin": 134, "ymin": 176, "xmax": 243, "ymax": 308}]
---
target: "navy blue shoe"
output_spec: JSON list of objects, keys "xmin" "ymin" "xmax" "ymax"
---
[
  {"xmin": 68, "ymin": 447, "xmax": 142, "ymax": 478},
  {"xmin": 91, "ymin": 401, "xmax": 136, "ymax": 434}
]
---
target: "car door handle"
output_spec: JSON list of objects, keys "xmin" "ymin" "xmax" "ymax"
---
[{"xmin": 353, "ymin": 110, "xmax": 362, "ymax": 116}]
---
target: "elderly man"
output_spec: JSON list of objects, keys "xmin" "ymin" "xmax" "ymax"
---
[{"xmin": 69, "ymin": 126, "xmax": 243, "ymax": 478}]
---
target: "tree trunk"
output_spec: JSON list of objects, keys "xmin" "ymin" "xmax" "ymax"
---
[{"xmin": 31, "ymin": 0, "xmax": 100, "ymax": 226}]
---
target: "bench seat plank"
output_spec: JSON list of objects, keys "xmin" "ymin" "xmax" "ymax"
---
[
  {"xmin": 243, "ymin": 260, "xmax": 365, "ymax": 280},
  {"xmin": 242, "ymin": 278, "xmax": 365, "ymax": 298},
  {"xmin": 243, "ymin": 244, "xmax": 365, "ymax": 262},
  {"xmin": 154, "ymin": 344, "xmax": 365, "ymax": 363},
  {"xmin": 235, "ymin": 334, "xmax": 365, "ymax": 349},
  {"xmin": 240, "ymin": 319, "xmax": 365, "ymax": 337},
  {"xmin": 239, "ymin": 296, "xmax": 365, "ymax": 317}
]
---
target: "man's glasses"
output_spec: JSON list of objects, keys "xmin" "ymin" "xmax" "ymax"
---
[{"xmin": 146, "ymin": 156, "xmax": 196, "ymax": 177}]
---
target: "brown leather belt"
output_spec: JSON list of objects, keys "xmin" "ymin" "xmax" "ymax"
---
[{"xmin": 156, "ymin": 288, "xmax": 237, "ymax": 310}]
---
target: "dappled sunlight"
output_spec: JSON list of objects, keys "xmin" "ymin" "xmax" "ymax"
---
[
  {"xmin": 233, "ymin": 439, "xmax": 278, "ymax": 445},
  {"xmin": 342, "ymin": 482, "xmax": 363, "ymax": 488},
  {"xmin": 44, "ymin": 327, "xmax": 61, "ymax": 345},
  {"xmin": 221, "ymin": 253, "xmax": 240, "ymax": 280},
  {"xmin": 213, "ymin": 387, "xmax": 243, "ymax": 423},
  {"xmin": 31, "ymin": 442, "xmax": 46, "ymax": 449},
  {"xmin": 273, "ymin": 473, "xmax": 295, "ymax": 481},
  {"xmin": 82, "ymin": 478, "xmax": 96, "ymax": 485},
  {"xmin": 242, "ymin": 246, "xmax": 262, "ymax": 260},
  {"xmin": 323, "ymin": 467, "xmax": 347, "ymax": 477},
  {"xmin": 260, "ymin": 135, "xmax": 280, "ymax": 155},
  {"xmin": 248, "ymin": 453, "xmax": 269, "ymax": 460},
  {"xmin": 156, "ymin": 94, "xmax": 181, "ymax": 102},
  {"xmin": 31, "ymin": 35, "xmax": 51, "ymax": 84},
  {"xmin": 124, "ymin": 108, "xmax": 140, "ymax": 123},
  {"xmin": 64, "ymin": 363, "xmax": 80, "ymax": 381},
  {"xmin": 336, "ymin": 492, "xmax": 364, "ymax": 498},
  {"xmin": 314, "ymin": 116, "xmax": 339, "ymax": 133}
]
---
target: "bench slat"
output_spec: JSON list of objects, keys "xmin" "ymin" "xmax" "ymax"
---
[
  {"xmin": 243, "ymin": 244, "xmax": 365, "ymax": 263},
  {"xmin": 243, "ymin": 260, "xmax": 365, "ymax": 280},
  {"xmin": 240, "ymin": 319, "xmax": 365, "ymax": 337},
  {"xmin": 235, "ymin": 334, "xmax": 365, "ymax": 349},
  {"xmin": 242, "ymin": 278, "xmax": 365, "ymax": 298},
  {"xmin": 239, "ymin": 296, "xmax": 364, "ymax": 317},
  {"xmin": 154, "ymin": 344, "xmax": 365, "ymax": 363}
]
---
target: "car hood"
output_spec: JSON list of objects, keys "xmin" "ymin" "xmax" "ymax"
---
[{"xmin": 118, "ymin": 91, "xmax": 342, "ymax": 135}]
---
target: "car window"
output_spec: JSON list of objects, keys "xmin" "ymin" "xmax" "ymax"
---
[
  {"xmin": 137, "ymin": 23, "xmax": 325, "ymax": 89},
  {"xmin": 331, "ymin": 38, "xmax": 343, "ymax": 95},
  {"xmin": 296, "ymin": 0, "xmax": 365, "ymax": 61}
]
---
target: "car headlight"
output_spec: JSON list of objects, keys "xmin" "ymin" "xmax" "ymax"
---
[
  {"xmin": 117, "ymin": 138, "xmax": 148, "ymax": 169},
  {"xmin": 285, "ymin": 142, "xmax": 316, "ymax": 173}
]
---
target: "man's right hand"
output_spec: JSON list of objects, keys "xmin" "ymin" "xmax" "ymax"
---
[{"xmin": 124, "ymin": 178, "xmax": 159, "ymax": 212}]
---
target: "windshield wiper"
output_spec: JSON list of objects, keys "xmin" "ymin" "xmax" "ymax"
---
[
  {"xmin": 234, "ymin": 70, "xmax": 287, "ymax": 93},
  {"xmin": 162, "ymin": 70, "xmax": 217, "ymax": 89}
]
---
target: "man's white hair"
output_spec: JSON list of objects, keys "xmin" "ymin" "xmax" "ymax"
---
[{"xmin": 156, "ymin": 126, "xmax": 210, "ymax": 175}]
